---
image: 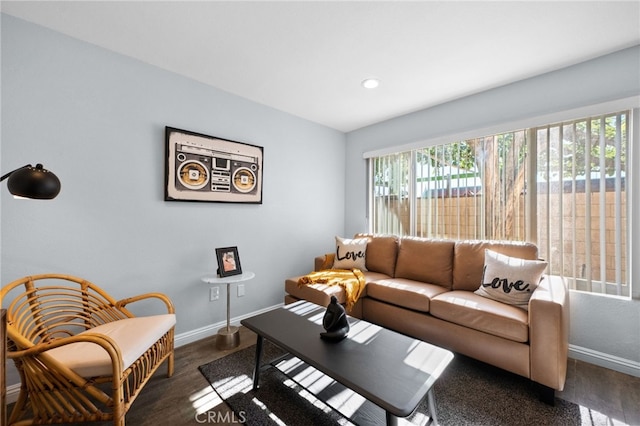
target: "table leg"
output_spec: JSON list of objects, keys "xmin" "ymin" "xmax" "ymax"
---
[
  {"xmin": 216, "ymin": 282, "xmax": 239, "ymax": 349},
  {"xmin": 385, "ymin": 411, "xmax": 399, "ymax": 426},
  {"xmin": 226, "ymin": 282, "xmax": 231, "ymax": 332},
  {"xmin": 427, "ymin": 387, "xmax": 439, "ymax": 426},
  {"xmin": 252, "ymin": 335, "xmax": 264, "ymax": 390}
]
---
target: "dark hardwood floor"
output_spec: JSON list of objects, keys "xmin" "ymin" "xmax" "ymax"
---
[{"xmin": 7, "ymin": 326, "xmax": 640, "ymax": 425}]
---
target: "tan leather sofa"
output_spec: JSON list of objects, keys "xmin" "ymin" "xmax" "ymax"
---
[{"xmin": 284, "ymin": 235, "xmax": 569, "ymax": 403}]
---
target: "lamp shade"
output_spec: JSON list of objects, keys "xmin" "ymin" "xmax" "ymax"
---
[{"xmin": 6, "ymin": 164, "xmax": 61, "ymax": 199}]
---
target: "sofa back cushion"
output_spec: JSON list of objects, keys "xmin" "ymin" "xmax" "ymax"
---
[
  {"xmin": 354, "ymin": 234, "xmax": 399, "ymax": 277},
  {"xmin": 394, "ymin": 237, "xmax": 455, "ymax": 289},
  {"xmin": 453, "ymin": 240, "xmax": 539, "ymax": 291}
]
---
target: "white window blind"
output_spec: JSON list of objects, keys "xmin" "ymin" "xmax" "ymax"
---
[
  {"xmin": 534, "ymin": 112, "xmax": 628, "ymax": 296},
  {"xmin": 369, "ymin": 109, "xmax": 631, "ymax": 297},
  {"xmin": 371, "ymin": 131, "xmax": 528, "ymax": 241}
]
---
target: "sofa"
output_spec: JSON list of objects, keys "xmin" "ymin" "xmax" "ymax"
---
[{"xmin": 284, "ymin": 234, "xmax": 569, "ymax": 403}]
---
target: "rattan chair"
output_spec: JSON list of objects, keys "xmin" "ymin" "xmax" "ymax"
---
[{"xmin": 1, "ymin": 274, "xmax": 176, "ymax": 426}]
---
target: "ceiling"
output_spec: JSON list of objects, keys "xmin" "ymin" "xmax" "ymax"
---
[{"xmin": 2, "ymin": 1, "xmax": 639, "ymax": 132}]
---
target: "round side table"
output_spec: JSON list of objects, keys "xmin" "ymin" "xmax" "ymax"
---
[{"xmin": 201, "ymin": 271, "xmax": 255, "ymax": 349}]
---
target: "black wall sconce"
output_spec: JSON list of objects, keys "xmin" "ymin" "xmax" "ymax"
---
[{"xmin": 0, "ymin": 164, "xmax": 61, "ymax": 200}]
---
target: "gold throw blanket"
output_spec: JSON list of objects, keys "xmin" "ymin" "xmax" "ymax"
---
[{"xmin": 298, "ymin": 254, "xmax": 366, "ymax": 311}]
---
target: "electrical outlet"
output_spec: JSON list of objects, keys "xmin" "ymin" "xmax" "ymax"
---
[
  {"xmin": 237, "ymin": 284, "xmax": 245, "ymax": 297},
  {"xmin": 210, "ymin": 286, "xmax": 219, "ymax": 301}
]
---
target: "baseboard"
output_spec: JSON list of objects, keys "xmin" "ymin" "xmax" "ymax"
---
[
  {"xmin": 5, "ymin": 302, "xmax": 284, "ymax": 405},
  {"xmin": 569, "ymin": 344, "xmax": 640, "ymax": 378},
  {"xmin": 173, "ymin": 302, "xmax": 283, "ymax": 348},
  {"xmin": 5, "ymin": 383, "xmax": 20, "ymax": 406}
]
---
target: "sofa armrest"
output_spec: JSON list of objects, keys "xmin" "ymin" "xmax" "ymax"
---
[
  {"xmin": 528, "ymin": 275, "xmax": 570, "ymax": 391},
  {"xmin": 314, "ymin": 254, "xmax": 333, "ymax": 271}
]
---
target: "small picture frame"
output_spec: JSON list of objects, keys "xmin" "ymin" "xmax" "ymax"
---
[{"xmin": 215, "ymin": 247, "xmax": 242, "ymax": 277}]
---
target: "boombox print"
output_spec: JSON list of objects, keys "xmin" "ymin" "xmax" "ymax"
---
[{"xmin": 165, "ymin": 127, "xmax": 263, "ymax": 203}]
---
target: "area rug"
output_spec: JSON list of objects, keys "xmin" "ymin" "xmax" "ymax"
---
[{"xmin": 199, "ymin": 341, "xmax": 586, "ymax": 425}]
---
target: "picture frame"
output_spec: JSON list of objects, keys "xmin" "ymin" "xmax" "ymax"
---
[
  {"xmin": 165, "ymin": 126, "xmax": 264, "ymax": 203},
  {"xmin": 215, "ymin": 246, "xmax": 243, "ymax": 277}
]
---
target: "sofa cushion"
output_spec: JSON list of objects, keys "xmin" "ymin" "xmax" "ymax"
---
[
  {"xmin": 333, "ymin": 236, "xmax": 368, "ymax": 271},
  {"xmin": 46, "ymin": 314, "xmax": 176, "ymax": 378},
  {"xmin": 286, "ymin": 271, "xmax": 389, "ymax": 307},
  {"xmin": 475, "ymin": 249, "xmax": 548, "ymax": 310},
  {"xmin": 452, "ymin": 240, "xmax": 539, "ymax": 291},
  {"xmin": 366, "ymin": 278, "xmax": 449, "ymax": 313},
  {"xmin": 394, "ymin": 238, "xmax": 455, "ymax": 289},
  {"xmin": 356, "ymin": 234, "xmax": 399, "ymax": 277},
  {"xmin": 430, "ymin": 291, "xmax": 529, "ymax": 342}
]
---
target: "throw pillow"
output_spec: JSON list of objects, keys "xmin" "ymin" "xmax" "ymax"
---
[
  {"xmin": 332, "ymin": 236, "xmax": 368, "ymax": 271},
  {"xmin": 475, "ymin": 249, "xmax": 547, "ymax": 310}
]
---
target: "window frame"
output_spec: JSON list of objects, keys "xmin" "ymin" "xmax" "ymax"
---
[{"xmin": 364, "ymin": 98, "xmax": 638, "ymax": 299}]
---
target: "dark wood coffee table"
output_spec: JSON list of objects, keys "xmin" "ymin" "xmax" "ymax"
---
[{"xmin": 241, "ymin": 300, "xmax": 453, "ymax": 425}]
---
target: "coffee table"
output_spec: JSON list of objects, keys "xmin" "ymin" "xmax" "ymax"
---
[{"xmin": 241, "ymin": 300, "xmax": 453, "ymax": 425}]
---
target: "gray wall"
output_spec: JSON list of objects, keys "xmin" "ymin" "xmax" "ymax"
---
[
  {"xmin": 345, "ymin": 46, "xmax": 640, "ymax": 374},
  {"xmin": 1, "ymin": 15, "xmax": 346, "ymax": 385}
]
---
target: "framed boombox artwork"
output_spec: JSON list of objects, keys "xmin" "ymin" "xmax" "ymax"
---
[{"xmin": 164, "ymin": 127, "xmax": 264, "ymax": 203}]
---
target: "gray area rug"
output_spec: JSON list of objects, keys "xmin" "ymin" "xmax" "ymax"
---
[{"xmin": 199, "ymin": 341, "xmax": 584, "ymax": 425}]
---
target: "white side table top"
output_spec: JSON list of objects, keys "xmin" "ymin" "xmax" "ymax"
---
[{"xmin": 201, "ymin": 271, "xmax": 255, "ymax": 284}]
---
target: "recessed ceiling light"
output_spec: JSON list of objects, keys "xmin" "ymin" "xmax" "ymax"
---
[{"xmin": 361, "ymin": 78, "xmax": 380, "ymax": 89}]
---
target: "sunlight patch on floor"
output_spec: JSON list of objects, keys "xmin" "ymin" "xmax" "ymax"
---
[
  {"xmin": 189, "ymin": 385, "xmax": 223, "ymax": 414},
  {"xmin": 404, "ymin": 411, "xmax": 430, "ymax": 426},
  {"xmin": 278, "ymin": 357, "xmax": 336, "ymax": 393},
  {"xmin": 326, "ymin": 388, "xmax": 367, "ymax": 418},
  {"xmin": 213, "ymin": 374, "xmax": 253, "ymax": 398},
  {"xmin": 277, "ymin": 358, "xmax": 365, "ymax": 422},
  {"xmin": 250, "ymin": 397, "xmax": 287, "ymax": 426},
  {"xmin": 283, "ymin": 378, "xmax": 335, "ymax": 415},
  {"xmin": 295, "ymin": 366, "xmax": 335, "ymax": 393},
  {"xmin": 579, "ymin": 406, "xmax": 628, "ymax": 426}
]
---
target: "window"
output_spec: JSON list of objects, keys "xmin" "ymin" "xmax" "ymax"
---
[
  {"xmin": 369, "ymin": 110, "xmax": 630, "ymax": 297},
  {"xmin": 535, "ymin": 112, "xmax": 628, "ymax": 296},
  {"xmin": 370, "ymin": 131, "xmax": 528, "ymax": 241}
]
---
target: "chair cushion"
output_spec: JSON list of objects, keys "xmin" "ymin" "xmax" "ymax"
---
[{"xmin": 47, "ymin": 314, "xmax": 176, "ymax": 377}]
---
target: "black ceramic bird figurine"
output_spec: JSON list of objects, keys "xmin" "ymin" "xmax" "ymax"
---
[{"xmin": 320, "ymin": 295, "xmax": 350, "ymax": 342}]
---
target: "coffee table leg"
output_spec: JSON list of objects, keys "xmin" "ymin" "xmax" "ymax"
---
[
  {"xmin": 252, "ymin": 335, "xmax": 264, "ymax": 390},
  {"xmin": 427, "ymin": 387, "xmax": 439, "ymax": 426},
  {"xmin": 385, "ymin": 411, "xmax": 399, "ymax": 426}
]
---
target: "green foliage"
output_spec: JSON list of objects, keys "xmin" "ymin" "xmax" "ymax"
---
[
  {"xmin": 537, "ymin": 113, "xmax": 627, "ymax": 178},
  {"xmin": 373, "ymin": 112, "xmax": 627, "ymax": 197},
  {"xmin": 416, "ymin": 141, "xmax": 476, "ymax": 171}
]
